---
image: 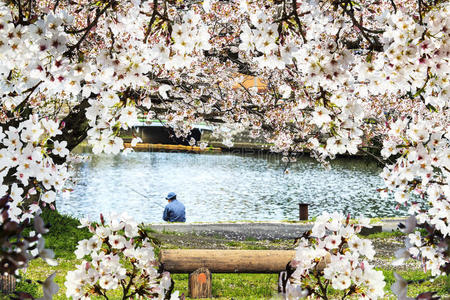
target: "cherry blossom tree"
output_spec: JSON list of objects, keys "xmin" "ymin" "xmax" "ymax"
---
[{"xmin": 0, "ymin": 0, "xmax": 448, "ymax": 298}]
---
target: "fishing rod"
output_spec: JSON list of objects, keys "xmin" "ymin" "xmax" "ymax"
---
[{"xmin": 129, "ymin": 187, "xmax": 165, "ymax": 208}]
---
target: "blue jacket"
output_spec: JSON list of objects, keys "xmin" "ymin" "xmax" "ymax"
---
[{"xmin": 163, "ymin": 199, "xmax": 186, "ymax": 222}]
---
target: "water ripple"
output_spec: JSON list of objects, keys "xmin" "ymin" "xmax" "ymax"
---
[{"xmin": 57, "ymin": 152, "xmax": 409, "ymax": 222}]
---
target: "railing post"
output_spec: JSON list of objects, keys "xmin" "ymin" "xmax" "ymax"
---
[
  {"xmin": 298, "ymin": 203, "xmax": 309, "ymax": 221},
  {"xmin": 0, "ymin": 274, "xmax": 15, "ymax": 295}
]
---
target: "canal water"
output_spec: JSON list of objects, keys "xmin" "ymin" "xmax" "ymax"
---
[{"xmin": 57, "ymin": 151, "xmax": 409, "ymax": 223}]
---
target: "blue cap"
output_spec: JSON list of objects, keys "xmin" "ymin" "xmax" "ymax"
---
[{"xmin": 166, "ymin": 192, "xmax": 176, "ymax": 200}]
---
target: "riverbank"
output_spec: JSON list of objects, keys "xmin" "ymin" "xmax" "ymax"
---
[{"xmin": 5, "ymin": 211, "xmax": 449, "ymax": 299}]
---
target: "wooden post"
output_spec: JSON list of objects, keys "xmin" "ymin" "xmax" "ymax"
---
[
  {"xmin": 188, "ymin": 268, "xmax": 212, "ymax": 299},
  {"xmin": 0, "ymin": 274, "xmax": 15, "ymax": 295},
  {"xmin": 299, "ymin": 203, "xmax": 309, "ymax": 221}
]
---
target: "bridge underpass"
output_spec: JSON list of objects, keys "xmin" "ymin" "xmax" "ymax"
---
[{"xmin": 122, "ymin": 123, "xmax": 211, "ymax": 146}]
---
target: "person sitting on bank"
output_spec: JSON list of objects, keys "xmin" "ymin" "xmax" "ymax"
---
[{"xmin": 163, "ymin": 192, "xmax": 186, "ymax": 222}]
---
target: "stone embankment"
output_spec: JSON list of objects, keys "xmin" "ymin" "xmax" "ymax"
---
[{"xmin": 149, "ymin": 218, "xmax": 404, "ymax": 241}]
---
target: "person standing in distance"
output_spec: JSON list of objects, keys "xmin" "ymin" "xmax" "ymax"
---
[{"xmin": 162, "ymin": 192, "xmax": 186, "ymax": 222}]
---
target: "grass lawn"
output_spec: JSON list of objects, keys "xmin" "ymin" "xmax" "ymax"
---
[{"xmin": 1, "ymin": 211, "xmax": 449, "ymax": 299}]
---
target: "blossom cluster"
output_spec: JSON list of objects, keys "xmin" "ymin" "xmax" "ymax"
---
[
  {"xmin": 150, "ymin": 10, "xmax": 211, "ymax": 69},
  {"xmin": 239, "ymin": 10, "xmax": 297, "ymax": 69},
  {"xmin": 380, "ymin": 124, "xmax": 449, "ymax": 238},
  {"xmin": 392, "ymin": 215, "xmax": 449, "ymax": 278},
  {"xmin": 0, "ymin": 5, "xmax": 74, "ymax": 108},
  {"xmin": 234, "ymin": 1, "xmax": 368, "ymax": 161},
  {"xmin": 287, "ymin": 212, "xmax": 385, "ymax": 299},
  {"xmin": 65, "ymin": 214, "xmax": 177, "ymax": 299},
  {"xmin": 371, "ymin": 1, "xmax": 449, "ymax": 287},
  {"xmin": 371, "ymin": 6, "xmax": 449, "ymax": 240},
  {"xmin": 362, "ymin": 8, "xmax": 450, "ymax": 106},
  {"xmin": 0, "ymin": 115, "xmax": 70, "ymax": 222}
]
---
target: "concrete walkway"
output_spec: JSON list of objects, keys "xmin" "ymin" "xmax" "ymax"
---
[{"xmin": 149, "ymin": 218, "xmax": 404, "ymax": 241}]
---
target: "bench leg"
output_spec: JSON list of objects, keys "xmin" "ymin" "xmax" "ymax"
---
[
  {"xmin": 278, "ymin": 271, "xmax": 288, "ymax": 294},
  {"xmin": 188, "ymin": 268, "xmax": 212, "ymax": 298}
]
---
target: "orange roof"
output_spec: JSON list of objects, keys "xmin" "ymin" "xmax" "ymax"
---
[{"xmin": 233, "ymin": 75, "xmax": 267, "ymax": 92}]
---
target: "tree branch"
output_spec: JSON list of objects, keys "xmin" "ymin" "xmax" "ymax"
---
[
  {"xmin": 53, "ymin": 0, "xmax": 60, "ymax": 13},
  {"xmin": 64, "ymin": 1, "xmax": 116, "ymax": 58},
  {"xmin": 144, "ymin": 0, "xmax": 162, "ymax": 44},
  {"xmin": 336, "ymin": 0, "xmax": 384, "ymax": 51}
]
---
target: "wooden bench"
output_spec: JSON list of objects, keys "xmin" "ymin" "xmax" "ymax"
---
[{"xmin": 159, "ymin": 249, "xmax": 296, "ymax": 298}]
